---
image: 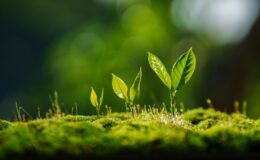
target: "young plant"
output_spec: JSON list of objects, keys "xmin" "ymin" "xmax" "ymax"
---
[
  {"xmin": 49, "ymin": 91, "xmax": 62, "ymax": 116},
  {"xmin": 147, "ymin": 48, "xmax": 196, "ymax": 113},
  {"xmin": 112, "ymin": 68, "xmax": 142, "ymax": 115},
  {"xmin": 90, "ymin": 87, "xmax": 104, "ymax": 118}
]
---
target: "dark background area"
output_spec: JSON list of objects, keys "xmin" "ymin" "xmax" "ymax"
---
[{"xmin": 0, "ymin": 0, "xmax": 259, "ymax": 119}]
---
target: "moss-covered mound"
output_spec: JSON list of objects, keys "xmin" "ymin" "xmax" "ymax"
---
[{"xmin": 0, "ymin": 108, "xmax": 259, "ymax": 159}]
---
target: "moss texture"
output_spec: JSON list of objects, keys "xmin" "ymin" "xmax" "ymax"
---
[{"xmin": 0, "ymin": 108, "xmax": 259, "ymax": 159}]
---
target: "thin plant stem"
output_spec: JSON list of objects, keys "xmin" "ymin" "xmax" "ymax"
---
[
  {"xmin": 169, "ymin": 90, "xmax": 177, "ymax": 115},
  {"xmin": 19, "ymin": 107, "xmax": 33, "ymax": 120},
  {"xmin": 129, "ymin": 102, "xmax": 135, "ymax": 118},
  {"xmin": 96, "ymin": 108, "xmax": 100, "ymax": 118},
  {"xmin": 125, "ymin": 102, "xmax": 128, "ymax": 112}
]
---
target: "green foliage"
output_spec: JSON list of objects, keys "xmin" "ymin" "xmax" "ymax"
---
[
  {"xmin": 90, "ymin": 87, "xmax": 104, "ymax": 117},
  {"xmin": 90, "ymin": 88, "xmax": 98, "ymax": 107},
  {"xmin": 147, "ymin": 52, "xmax": 171, "ymax": 89},
  {"xmin": 111, "ymin": 74, "xmax": 129, "ymax": 102},
  {"xmin": 148, "ymin": 48, "xmax": 196, "ymax": 112},
  {"xmin": 129, "ymin": 68, "xmax": 142, "ymax": 102},
  {"xmin": 112, "ymin": 68, "xmax": 142, "ymax": 105},
  {"xmin": 171, "ymin": 48, "xmax": 196, "ymax": 90}
]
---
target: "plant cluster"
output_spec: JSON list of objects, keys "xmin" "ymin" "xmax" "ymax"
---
[{"xmin": 90, "ymin": 48, "xmax": 196, "ymax": 116}]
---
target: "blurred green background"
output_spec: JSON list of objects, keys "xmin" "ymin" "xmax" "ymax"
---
[{"xmin": 0, "ymin": 0, "xmax": 260, "ymax": 119}]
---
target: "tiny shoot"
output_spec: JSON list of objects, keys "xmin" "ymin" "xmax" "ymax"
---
[
  {"xmin": 90, "ymin": 87, "xmax": 104, "ymax": 118},
  {"xmin": 147, "ymin": 48, "xmax": 196, "ymax": 113},
  {"xmin": 112, "ymin": 68, "xmax": 142, "ymax": 115}
]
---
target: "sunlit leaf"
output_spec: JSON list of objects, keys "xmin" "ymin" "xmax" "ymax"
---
[
  {"xmin": 112, "ymin": 74, "xmax": 129, "ymax": 101},
  {"xmin": 171, "ymin": 48, "xmax": 196, "ymax": 90},
  {"xmin": 129, "ymin": 67, "xmax": 142, "ymax": 102},
  {"xmin": 90, "ymin": 87, "xmax": 98, "ymax": 107},
  {"xmin": 147, "ymin": 52, "xmax": 171, "ymax": 89},
  {"xmin": 99, "ymin": 88, "xmax": 104, "ymax": 108}
]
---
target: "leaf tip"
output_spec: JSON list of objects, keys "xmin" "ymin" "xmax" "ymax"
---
[
  {"xmin": 188, "ymin": 47, "xmax": 194, "ymax": 55},
  {"xmin": 147, "ymin": 52, "xmax": 153, "ymax": 56}
]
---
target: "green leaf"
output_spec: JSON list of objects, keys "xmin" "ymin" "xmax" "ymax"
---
[
  {"xmin": 112, "ymin": 74, "xmax": 129, "ymax": 101},
  {"xmin": 147, "ymin": 52, "xmax": 171, "ymax": 89},
  {"xmin": 90, "ymin": 87, "xmax": 98, "ymax": 107},
  {"xmin": 129, "ymin": 67, "xmax": 142, "ymax": 102},
  {"xmin": 99, "ymin": 88, "xmax": 104, "ymax": 108},
  {"xmin": 171, "ymin": 48, "xmax": 196, "ymax": 91}
]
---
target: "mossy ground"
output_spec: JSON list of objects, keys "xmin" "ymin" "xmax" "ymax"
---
[{"xmin": 0, "ymin": 108, "xmax": 259, "ymax": 159}]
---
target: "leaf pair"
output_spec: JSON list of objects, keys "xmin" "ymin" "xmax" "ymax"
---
[
  {"xmin": 148, "ymin": 48, "xmax": 196, "ymax": 92},
  {"xmin": 112, "ymin": 68, "xmax": 142, "ymax": 103},
  {"xmin": 90, "ymin": 87, "xmax": 104, "ymax": 109}
]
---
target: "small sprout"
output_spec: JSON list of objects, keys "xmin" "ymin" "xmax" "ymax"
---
[
  {"xmin": 37, "ymin": 107, "xmax": 41, "ymax": 119},
  {"xmin": 49, "ymin": 91, "xmax": 62, "ymax": 117},
  {"xmin": 112, "ymin": 68, "xmax": 142, "ymax": 115},
  {"xmin": 105, "ymin": 105, "xmax": 112, "ymax": 117},
  {"xmin": 148, "ymin": 48, "xmax": 196, "ymax": 113},
  {"xmin": 242, "ymin": 100, "xmax": 247, "ymax": 115},
  {"xmin": 234, "ymin": 100, "xmax": 240, "ymax": 113},
  {"xmin": 15, "ymin": 103, "xmax": 33, "ymax": 122},
  {"xmin": 15, "ymin": 102, "xmax": 22, "ymax": 122},
  {"xmin": 90, "ymin": 87, "xmax": 104, "ymax": 118},
  {"xmin": 206, "ymin": 98, "xmax": 214, "ymax": 108}
]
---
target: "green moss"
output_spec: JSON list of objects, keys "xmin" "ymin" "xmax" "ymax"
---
[
  {"xmin": 0, "ymin": 120, "xmax": 12, "ymax": 130},
  {"xmin": 0, "ymin": 108, "xmax": 259, "ymax": 159},
  {"xmin": 182, "ymin": 108, "xmax": 228, "ymax": 124},
  {"xmin": 61, "ymin": 115, "xmax": 97, "ymax": 122}
]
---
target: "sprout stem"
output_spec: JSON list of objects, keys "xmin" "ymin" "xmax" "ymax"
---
[{"xmin": 169, "ymin": 90, "xmax": 177, "ymax": 115}]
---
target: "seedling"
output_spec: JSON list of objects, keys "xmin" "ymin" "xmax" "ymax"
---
[
  {"xmin": 234, "ymin": 100, "xmax": 239, "ymax": 113},
  {"xmin": 105, "ymin": 105, "xmax": 112, "ymax": 117},
  {"xmin": 112, "ymin": 68, "xmax": 142, "ymax": 115},
  {"xmin": 242, "ymin": 100, "xmax": 247, "ymax": 115},
  {"xmin": 206, "ymin": 98, "xmax": 214, "ymax": 108},
  {"xmin": 15, "ymin": 103, "xmax": 33, "ymax": 122},
  {"xmin": 49, "ymin": 91, "xmax": 62, "ymax": 116},
  {"xmin": 147, "ymin": 48, "xmax": 196, "ymax": 113},
  {"xmin": 90, "ymin": 87, "xmax": 104, "ymax": 118}
]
